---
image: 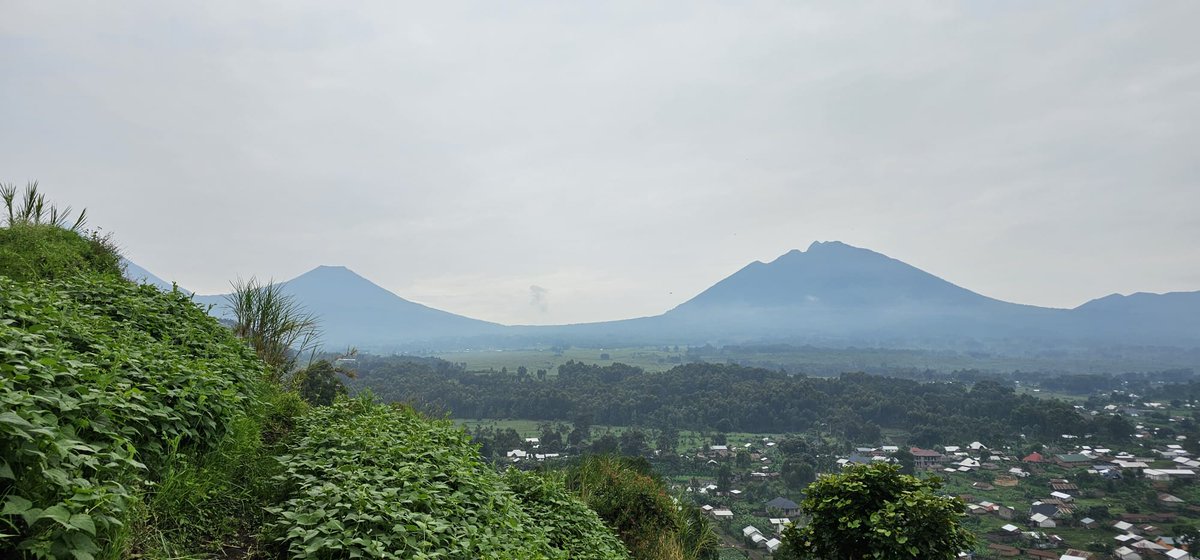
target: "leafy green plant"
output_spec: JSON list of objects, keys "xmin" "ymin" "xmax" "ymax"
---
[
  {"xmin": 265, "ymin": 396, "xmax": 631, "ymax": 559},
  {"xmin": 502, "ymin": 469, "xmax": 630, "ymax": 560},
  {"xmin": 0, "ymin": 275, "xmax": 266, "ymax": 558},
  {"xmin": 777, "ymin": 463, "xmax": 975, "ymax": 560}
]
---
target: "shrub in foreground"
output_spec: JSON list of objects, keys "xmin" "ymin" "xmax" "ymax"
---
[
  {"xmin": 265, "ymin": 397, "xmax": 629, "ymax": 559},
  {"xmin": 0, "ymin": 276, "xmax": 265, "ymax": 558}
]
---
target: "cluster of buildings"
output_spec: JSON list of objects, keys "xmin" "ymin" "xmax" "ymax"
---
[{"xmin": 504, "ymin": 437, "xmax": 562, "ymax": 462}]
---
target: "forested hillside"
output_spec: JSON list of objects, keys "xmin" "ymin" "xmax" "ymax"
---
[{"xmin": 349, "ymin": 357, "xmax": 1107, "ymax": 445}]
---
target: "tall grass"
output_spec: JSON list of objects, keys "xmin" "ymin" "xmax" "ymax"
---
[
  {"xmin": 564, "ymin": 456, "xmax": 718, "ymax": 560},
  {"xmin": 225, "ymin": 277, "xmax": 320, "ymax": 381},
  {"xmin": 1, "ymin": 181, "xmax": 87, "ymax": 231}
]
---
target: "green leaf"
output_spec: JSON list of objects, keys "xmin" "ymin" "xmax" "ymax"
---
[
  {"xmin": 1, "ymin": 496, "xmax": 32, "ymax": 516},
  {"xmin": 37, "ymin": 505, "xmax": 73, "ymax": 527},
  {"xmin": 0, "ymin": 411, "xmax": 34, "ymax": 430},
  {"xmin": 0, "ymin": 462, "xmax": 14, "ymax": 480},
  {"xmin": 69, "ymin": 513, "xmax": 96, "ymax": 535}
]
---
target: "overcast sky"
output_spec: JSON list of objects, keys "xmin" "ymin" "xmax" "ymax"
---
[{"xmin": 3, "ymin": 1, "xmax": 1198, "ymax": 325}]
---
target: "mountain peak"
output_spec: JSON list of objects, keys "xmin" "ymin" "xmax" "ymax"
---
[
  {"xmin": 806, "ymin": 240, "xmax": 849, "ymax": 251},
  {"xmin": 674, "ymin": 242, "xmax": 993, "ymax": 313}
]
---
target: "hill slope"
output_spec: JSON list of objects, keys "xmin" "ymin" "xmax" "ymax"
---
[{"xmin": 1073, "ymin": 290, "xmax": 1200, "ymax": 345}]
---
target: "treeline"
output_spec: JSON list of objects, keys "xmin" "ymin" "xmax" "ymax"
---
[{"xmin": 348, "ymin": 357, "xmax": 1110, "ymax": 445}]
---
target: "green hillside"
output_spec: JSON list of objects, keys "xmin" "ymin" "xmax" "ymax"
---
[
  {"xmin": 0, "ymin": 273, "xmax": 271, "ymax": 557},
  {"xmin": 265, "ymin": 397, "xmax": 629, "ymax": 559},
  {"xmin": 0, "ymin": 192, "xmax": 659, "ymax": 559}
]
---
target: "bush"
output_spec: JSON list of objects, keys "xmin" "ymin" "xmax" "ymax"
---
[
  {"xmin": 265, "ymin": 397, "xmax": 628, "ymax": 559},
  {"xmin": 0, "ymin": 275, "xmax": 266, "ymax": 558},
  {"xmin": 565, "ymin": 455, "xmax": 691, "ymax": 560},
  {"xmin": 503, "ymin": 469, "xmax": 630, "ymax": 560},
  {"xmin": 0, "ymin": 224, "xmax": 122, "ymax": 282}
]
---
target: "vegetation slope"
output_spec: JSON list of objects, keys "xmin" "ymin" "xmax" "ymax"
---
[{"xmin": 0, "ymin": 186, "xmax": 674, "ymax": 559}]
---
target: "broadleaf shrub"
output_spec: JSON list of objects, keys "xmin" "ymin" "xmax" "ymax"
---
[
  {"xmin": 0, "ymin": 275, "xmax": 265, "ymax": 557},
  {"xmin": 265, "ymin": 397, "xmax": 630, "ymax": 559}
]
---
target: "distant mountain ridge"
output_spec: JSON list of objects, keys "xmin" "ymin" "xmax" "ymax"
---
[
  {"xmin": 127, "ymin": 241, "xmax": 1200, "ymax": 350},
  {"xmin": 122, "ymin": 259, "xmax": 190, "ymax": 294},
  {"xmin": 190, "ymin": 265, "xmax": 503, "ymax": 349}
]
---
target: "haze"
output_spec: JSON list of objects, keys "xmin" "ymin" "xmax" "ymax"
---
[{"xmin": 3, "ymin": 1, "xmax": 1198, "ymax": 325}]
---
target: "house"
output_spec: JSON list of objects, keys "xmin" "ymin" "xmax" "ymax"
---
[
  {"xmin": 1113, "ymin": 547, "xmax": 1141, "ymax": 560},
  {"xmin": 911, "ymin": 447, "xmax": 944, "ymax": 469},
  {"xmin": 1114, "ymin": 460, "xmax": 1150, "ymax": 470},
  {"xmin": 1165, "ymin": 548, "xmax": 1194, "ymax": 560},
  {"xmin": 1079, "ymin": 517, "xmax": 1098, "ymax": 529},
  {"xmin": 1145, "ymin": 469, "xmax": 1196, "ymax": 481},
  {"xmin": 1030, "ymin": 513, "xmax": 1056, "ymax": 528},
  {"xmin": 1113, "ymin": 521, "xmax": 1136, "ymax": 533},
  {"xmin": 1159, "ymin": 493, "xmax": 1185, "ymax": 507},
  {"xmin": 765, "ymin": 538, "xmax": 781, "ymax": 553},
  {"xmin": 742, "ymin": 525, "xmax": 762, "ymax": 539},
  {"xmin": 969, "ymin": 441, "xmax": 988, "ymax": 451},
  {"xmin": 1030, "ymin": 503, "xmax": 1059, "ymax": 519},
  {"xmin": 1060, "ymin": 551, "xmax": 1092, "ymax": 560},
  {"xmin": 711, "ymin": 508, "xmax": 733, "ymax": 520},
  {"xmin": 1024, "ymin": 452, "xmax": 1045, "ymax": 463},
  {"xmin": 1054, "ymin": 454, "xmax": 1092, "ymax": 468},
  {"xmin": 1049, "ymin": 491, "xmax": 1074, "ymax": 502},
  {"xmin": 765, "ymin": 497, "xmax": 800, "ymax": 516},
  {"xmin": 1131, "ymin": 540, "xmax": 1169, "ymax": 555},
  {"xmin": 1115, "ymin": 533, "xmax": 1143, "ymax": 545}
]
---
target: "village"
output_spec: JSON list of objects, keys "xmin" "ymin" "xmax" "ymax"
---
[
  {"xmin": 466, "ymin": 384, "xmax": 1200, "ymax": 560},
  {"xmin": 667, "ymin": 432, "xmax": 1200, "ymax": 560}
]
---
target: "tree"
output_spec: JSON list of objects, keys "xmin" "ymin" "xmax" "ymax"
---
[
  {"xmin": 736, "ymin": 450, "xmax": 752, "ymax": 468},
  {"xmin": 296, "ymin": 359, "xmax": 354, "ymax": 406},
  {"xmin": 716, "ymin": 464, "xmax": 732, "ymax": 493},
  {"xmin": 1172, "ymin": 525, "xmax": 1200, "ymax": 548},
  {"xmin": 619, "ymin": 429, "xmax": 648, "ymax": 457},
  {"xmin": 777, "ymin": 463, "xmax": 974, "ymax": 560},
  {"xmin": 656, "ymin": 427, "xmax": 679, "ymax": 454},
  {"xmin": 892, "ymin": 448, "xmax": 915, "ymax": 475},
  {"xmin": 781, "ymin": 459, "xmax": 816, "ymax": 491},
  {"xmin": 591, "ymin": 433, "xmax": 619, "ymax": 455}
]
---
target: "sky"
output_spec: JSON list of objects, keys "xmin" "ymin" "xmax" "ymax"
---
[{"xmin": 2, "ymin": 1, "xmax": 1198, "ymax": 325}]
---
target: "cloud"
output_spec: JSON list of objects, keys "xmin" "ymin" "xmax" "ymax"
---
[{"xmin": 1, "ymin": 1, "xmax": 1197, "ymax": 324}]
